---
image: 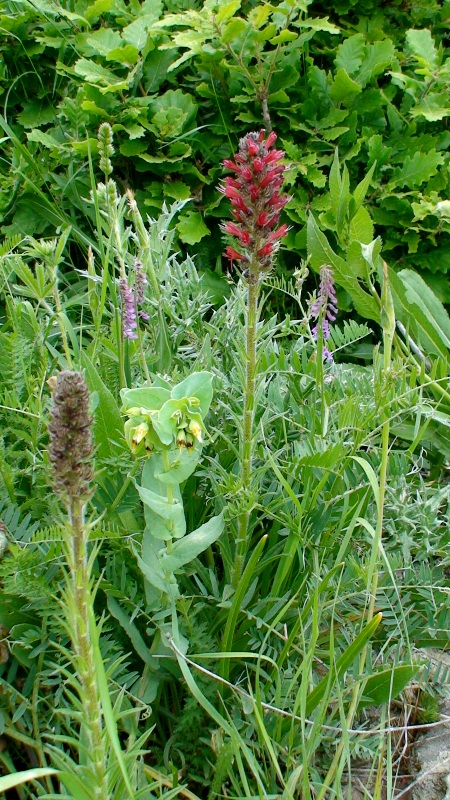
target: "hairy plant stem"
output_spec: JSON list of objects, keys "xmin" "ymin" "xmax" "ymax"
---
[
  {"xmin": 231, "ymin": 276, "xmax": 259, "ymax": 589},
  {"xmin": 67, "ymin": 498, "xmax": 108, "ymax": 800},
  {"xmin": 52, "ymin": 276, "xmax": 73, "ymax": 368}
]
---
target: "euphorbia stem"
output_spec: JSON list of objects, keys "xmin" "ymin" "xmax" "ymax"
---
[
  {"xmin": 163, "ymin": 449, "xmax": 173, "ymax": 552},
  {"xmin": 232, "ymin": 276, "xmax": 259, "ymax": 588}
]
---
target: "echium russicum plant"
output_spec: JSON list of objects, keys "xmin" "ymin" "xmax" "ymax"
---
[
  {"xmin": 220, "ymin": 130, "xmax": 290, "ymax": 281},
  {"xmin": 48, "ymin": 372, "xmax": 109, "ymax": 799},
  {"xmin": 220, "ymin": 131, "xmax": 290, "ymax": 587},
  {"xmin": 310, "ymin": 264, "xmax": 338, "ymax": 361}
]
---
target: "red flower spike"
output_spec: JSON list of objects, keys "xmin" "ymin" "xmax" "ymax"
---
[
  {"xmin": 232, "ymin": 196, "xmax": 250, "ymax": 214},
  {"xmin": 225, "ymin": 245, "xmax": 246, "ymax": 261},
  {"xmin": 220, "ymin": 129, "xmax": 289, "ymax": 276},
  {"xmin": 263, "ymin": 149, "xmax": 285, "ymax": 165},
  {"xmin": 224, "ymin": 185, "xmax": 240, "ymax": 199},
  {"xmin": 258, "ymin": 242, "xmax": 274, "ymax": 257},
  {"xmin": 224, "ymin": 221, "xmax": 243, "ymax": 237},
  {"xmin": 256, "ymin": 211, "xmax": 270, "ymax": 227},
  {"xmin": 268, "ymin": 224, "xmax": 290, "ymax": 242},
  {"xmin": 223, "ymin": 159, "xmax": 239, "ymax": 172}
]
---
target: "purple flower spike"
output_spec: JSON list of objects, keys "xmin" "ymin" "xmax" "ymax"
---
[
  {"xmin": 119, "ymin": 278, "xmax": 138, "ymax": 340},
  {"xmin": 134, "ymin": 260, "xmax": 150, "ymax": 321},
  {"xmin": 310, "ymin": 264, "xmax": 337, "ymax": 361}
]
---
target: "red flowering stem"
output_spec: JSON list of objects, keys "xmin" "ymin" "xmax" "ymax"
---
[
  {"xmin": 220, "ymin": 130, "xmax": 290, "ymax": 587},
  {"xmin": 232, "ymin": 272, "xmax": 259, "ymax": 588}
]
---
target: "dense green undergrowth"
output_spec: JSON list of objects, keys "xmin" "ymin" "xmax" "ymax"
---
[
  {"xmin": 0, "ymin": 3, "xmax": 449, "ymax": 799},
  {"xmin": 1, "ymin": 0, "xmax": 450, "ymax": 302}
]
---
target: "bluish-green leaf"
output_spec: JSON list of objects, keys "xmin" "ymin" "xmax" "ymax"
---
[
  {"xmin": 160, "ymin": 512, "xmax": 224, "ymax": 572},
  {"xmin": 171, "ymin": 371, "xmax": 214, "ymax": 416}
]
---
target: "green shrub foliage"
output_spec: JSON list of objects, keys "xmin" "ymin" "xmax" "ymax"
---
[{"xmin": 1, "ymin": 0, "xmax": 449, "ymax": 300}]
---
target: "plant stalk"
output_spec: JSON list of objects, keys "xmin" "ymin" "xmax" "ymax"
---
[
  {"xmin": 231, "ymin": 276, "xmax": 259, "ymax": 588},
  {"xmin": 67, "ymin": 498, "xmax": 108, "ymax": 800}
]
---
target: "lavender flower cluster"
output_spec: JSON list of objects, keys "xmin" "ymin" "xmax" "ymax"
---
[
  {"xmin": 119, "ymin": 260, "xmax": 149, "ymax": 340},
  {"xmin": 310, "ymin": 264, "xmax": 338, "ymax": 361}
]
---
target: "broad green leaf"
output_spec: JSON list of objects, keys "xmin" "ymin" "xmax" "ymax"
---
[
  {"xmin": 300, "ymin": 17, "xmax": 340, "ymax": 34},
  {"xmin": 150, "ymin": 88, "xmax": 197, "ymax": 125},
  {"xmin": 177, "ymin": 210, "xmax": 210, "ymax": 244},
  {"xmin": 83, "ymin": 29, "xmax": 122, "ymax": 55},
  {"xmin": 152, "ymin": 106, "xmax": 187, "ymax": 138},
  {"xmin": 410, "ymin": 94, "xmax": 450, "ymax": 121},
  {"xmin": 255, "ymin": 22, "xmax": 277, "ymax": 42},
  {"xmin": 171, "ymin": 371, "xmax": 214, "ymax": 416},
  {"xmin": 335, "ymin": 33, "xmax": 365, "ymax": 76},
  {"xmin": 329, "ymin": 149, "xmax": 342, "ymax": 219},
  {"xmin": 406, "ymin": 28, "xmax": 438, "ymax": 70},
  {"xmin": 269, "ymin": 29, "xmax": 297, "ymax": 45},
  {"xmin": 160, "ymin": 512, "xmax": 224, "ymax": 572},
  {"xmin": 122, "ymin": 12, "xmax": 163, "ymax": 49},
  {"xmin": 356, "ymin": 39, "xmax": 394, "ymax": 86},
  {"xmin": 0, "ymin": 769, "xmax": 58, "ymax": 793},
  {"xmin": 389, "ymin": 150, "xmax": 444, "ymax": 189},
  {"xmin": 143, "ymin": 48, "xmax": 176, "ymax": 91},
  {"xmin": 349, "ymin": 206, "xmax": 373, "ymax": 244},
  {"xmin": 359, "ymin": 665, "xmax": 420, "ymax": 708},
  {"xmin": 106, "ymin": 45, "xmax": 140, "ymax": 65},
  {"xmin": 155, "ymin": 447, "xmax": 201, "ymax": 484},
  {"xmin": 137, "ymin": 537, "xmax": 175, "ymax": 595},
  {"xmin": 73, "ymin": 58, "xmax": 130, "ymax": 91},
  {"xmin": 321, "ymin": 125, "xmax": 349, "ymax": 141},
  {"xmin": 84, "ymin": 0, "xmax": 114, "ymax": 21},
  {"xmin": 17, "ymin": 101, "xmax": 56, "ymax": 129},
  {"xmin": 248, "ymin": 4, "xmax": 272, "ymax": 28},
  {"xmin": 121, "ymin": 386, "xmax": 171, "ymax": 412},
  {"xmin": 81, "ymin": 353, "xmax": 125, "ymax": 460},
  {"xmin": 27, "ymin": 130, "xmax": 62, "ymax": 151},
  {"xmin": 336, "ymin": 162, "xmax": 350, "ymax": 233},
  {"xmin": 352, "ymin": 160, "xmax": 376, "ymax": 214},
  {"xmin": 136, "ymin": 483, "xmax": 186, "ymax": 538},
  {"xmin": 389, "ymin": 268, "xmax": 450, "ymax": 357},
  {"xmin": 329, "ymin": 68, "xmax": 362, "ymax": 103},
  {"xmin": 222, "ymin": 17, "xmax": 247, "ymax": 42},
  {"xmin": 216, "ymin": 0, "xmax": 241, "ymax": 24},
  {"xmin": 305, "ymin": 613, "xmax": 382, "ymax": 715}
]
